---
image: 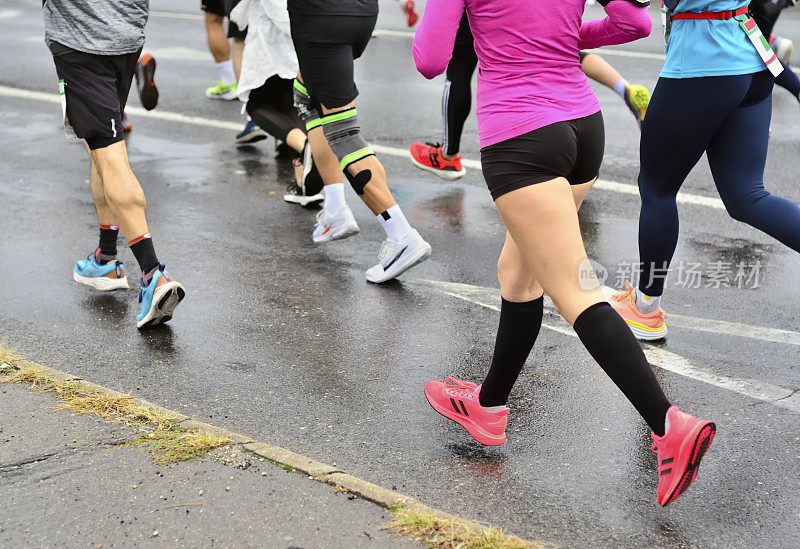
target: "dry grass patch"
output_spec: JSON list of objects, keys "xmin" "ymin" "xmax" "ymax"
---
[
  {"xmin": 123, "ymin": 428, "xmax": 228, "ymax": 464},
  {"xmin": 0, "ymin": 360, "xmax": 227, "ymax": 464},
  {"xmin": 0, "ymin": 344, "xmax": 20, "ymax": 366},
  {"xmin": 384, "ymin": 509, "xmax": 537, "ymax": 549}
]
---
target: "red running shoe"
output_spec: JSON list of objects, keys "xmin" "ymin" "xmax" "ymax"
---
[
  {"xmin": 409, "ymin": 142, "xmax": 466, "ymax": 180},
  {"xmin": 651, "ymin": 406, "xmax": 716, "ymax": 506},
  {"xmin": 135, "ymin": 53, "xmax": 159, "ymax": 111},
  {"xmin": 403, "ymin": 0, "xmax": 418, "ymax": 27},
  {"xmin": 424, "ymin": 376, "xmax": 509, "ymax": 446}
]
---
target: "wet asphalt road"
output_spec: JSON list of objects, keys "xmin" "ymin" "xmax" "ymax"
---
[{"xmin": 1, "ymin": 0, "xmax": 799, "ymax": 546}]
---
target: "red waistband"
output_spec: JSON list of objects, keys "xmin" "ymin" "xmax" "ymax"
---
[{"xmin": 671, "ymin": 6, "xmax": 749, "ymax": 21}]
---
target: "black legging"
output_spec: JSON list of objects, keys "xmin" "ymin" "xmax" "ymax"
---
[
  {"xmin": 638, "ymin": 71, "xmax": 800, "ymax": 296},
  {"xmin": 442, "ymin": 13, "xmax": 477, "ymax": 157},
  {"xmin": 245, "ymin": 75, "xmax": 303, "ymax": 145}
]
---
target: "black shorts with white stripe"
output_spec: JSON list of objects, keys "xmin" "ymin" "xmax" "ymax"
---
[{"xmin": 51, "ymin": 43, "xmax": 139, "ymax": 150}]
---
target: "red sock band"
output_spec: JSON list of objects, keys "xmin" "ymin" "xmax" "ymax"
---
[
  {"xmin": 127, "ymin": 232, "xmax": 152, "ymax": 246},
  {"xmin": 100, "ymin": 224, "xmax": 119, "ymax": 231}
]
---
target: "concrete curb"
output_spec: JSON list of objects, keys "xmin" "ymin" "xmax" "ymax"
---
[{"xmin": 4, "ymin": 358, "xmax": 537, "ymax": 546}]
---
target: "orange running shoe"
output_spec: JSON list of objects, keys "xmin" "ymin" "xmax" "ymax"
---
[
  {"xmin": 608, "ymin": 282, "xmax": 667, "ymax": 341},
  {"xmin": 409, "ymin": 142, "xmax": 466, "ymax": 180},
  {"xmin": 651, "ymin": 406, "xmax": 716, "ymax": 506}
]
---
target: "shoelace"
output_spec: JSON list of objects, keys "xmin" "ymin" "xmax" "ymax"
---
[
  {"xmin": 610, "ymin": 281, "xmax": 636, "ymax": 303},
  {"xmin": 442, "ymin": 376, "xmax": 479, "ymax": 398},
  {"xmin": 377, "ymin": 240, "xmax": 389, "ymax": 261},
  {"xmin": 315, "ymin": 209, "xmax": 327, "ymax": 227},
  {"xmin": 424, "ymin": 141, "xmax": 442, "ymax": 150}
]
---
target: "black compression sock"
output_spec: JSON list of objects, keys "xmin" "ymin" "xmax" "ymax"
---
[
  {"xmin": 97, "ymin": 224, "xmax": 119, "ymax": 262},
  {"xmin": 573, "ymin": 302, "xmax": 671, "ymax": 436},
  {"xmin": 129, "ymin": 234, "xmax": 159, "ymax": 283},
  {"xmin": 479, "ymin": 296, "xmax": 544, "ymax": 407}
]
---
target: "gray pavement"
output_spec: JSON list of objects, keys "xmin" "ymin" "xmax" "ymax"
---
[
  {"xmin": 0, "ymin": 382, "xmax": 412, "ymax": 548},
  {"xmin": 1, "ymin": 0, "xmax": 799, "ymax": 547}
]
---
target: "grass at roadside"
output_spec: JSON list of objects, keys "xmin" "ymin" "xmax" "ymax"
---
[
  {"xmin": 0, "ymin": 347, "xmax": 227, "ymax": 464},
  {"xmin": 384, "ymin": 508, "xmax": 538, "ymax": 549}
]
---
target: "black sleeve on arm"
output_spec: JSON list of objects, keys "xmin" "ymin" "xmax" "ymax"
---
[{"xmin": 597, "ymin": 0, "xmax": 651, "ymax": 6}]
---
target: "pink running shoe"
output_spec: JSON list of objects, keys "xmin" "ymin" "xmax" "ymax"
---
[
  {"xmin": 651, "ymin": 406, "xmax": 716, "ymax": 506},
  {"xmin": 424, "ymin": 376, "xmax": 509, "ymax": 446}
]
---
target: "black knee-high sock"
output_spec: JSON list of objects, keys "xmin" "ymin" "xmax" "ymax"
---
[
  {"xmin": 479, "ymin": 296, "xmax": 543, "ymax": 407},
  {"xmin": 573, "ymin": 302, "xmax": 671, "ymax": 436}
]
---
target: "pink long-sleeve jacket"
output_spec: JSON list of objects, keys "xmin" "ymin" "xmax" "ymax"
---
[{"xmin": 412, "ymin": 0, "xmax": 651, "ymax": 147}]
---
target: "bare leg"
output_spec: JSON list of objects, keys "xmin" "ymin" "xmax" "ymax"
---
[
  {"xmin": 89, "ymin": 155, "xmax": 117, "ymax": 227},
  {"xmin": 232, "ymin": 37, "xmax": 245, "ymax": 81},
  {"xmin": 495, "ymin": 178, "xmax": 603, "ymax": 325},
  {"xmin": 88, "ymin": 142, "xmax": 149, "ymax": 242},
  {"xmin": 204, "ymin": 13, "xmax": 230, "ymax": 63}
]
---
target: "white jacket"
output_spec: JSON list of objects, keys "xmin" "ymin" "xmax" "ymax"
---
[{"xmin": 229, "ymin": 0, "xmax": 299, "ymax": 104}]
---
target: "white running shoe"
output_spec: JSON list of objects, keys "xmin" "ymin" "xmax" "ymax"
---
[
  {"xmin": 312, "ymin": 206, "xmax": 359, "ymax": 243},
  {"xmin": 365, "ymin": 229, "xmax": 431, "ymax": 283},
  {"xmin": 773, "ymin": 36, "xmax": 794, "ymax": 65}
]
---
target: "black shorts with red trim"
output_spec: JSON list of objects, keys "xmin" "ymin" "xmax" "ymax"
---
[{"xmin": 52, "ymin": 44, "xmax": 139, "ymax": 150}]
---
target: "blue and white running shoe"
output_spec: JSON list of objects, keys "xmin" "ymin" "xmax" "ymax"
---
[
  {"xmin": 73, "ymin": 249, "xmax": 129, "ymax": 291},
  {"xmin": 137, "ymin": 264, "xmax": 185, "ymax": 329}
]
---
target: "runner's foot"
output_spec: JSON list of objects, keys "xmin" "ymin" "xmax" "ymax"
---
[
  {"xmin": 312, "ymin": 206, "xmax": 359, "ymax": 243},
  {"xmin": 235, "ymin": 119, "xmax": 268, "ymax": 144},
  {"xmin": 284, "ymin": 182, "xmax": 324, "ymax": 206},
  {"xmin": 609, "ymin": 282, "xmax": 667, "ymax": 341},
  {"xmin": 205, "ymin": 79, "xmax": 238, "ymax": 100},
  {"xmin": 365, "ymin": 229, "xmax": 431, "ymax": 283},
  {"xmin": 73, "ymin": 249, "xmax": 129, "ymax": 291},
  {"xmin": 624, "ymin": 84, "xmax": 650, "ymax": 128},
  {"xmin": 651, "ymin": 406, "xmax": 716, "ymax": 506},
  {"xmin": 770, "ymin": 35, "xmax": 794, "ymax": 64},
  {"xmin": 409, "ymin": 142, "xmax": 466, "ymax": 180},
  {"xmin": 424, "ymin": 376, "xmax": 509, "ymax": 446},
  {"xmin": 136, "ymin": 265, "xmax": 185, "ymax": 329},
  {"xmin": 135, "ymin": 52, "xmax": 158, "ymax": 111}
]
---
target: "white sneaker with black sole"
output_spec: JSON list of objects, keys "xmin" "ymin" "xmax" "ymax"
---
[
  {"xmin": 312, "ymin": 205, "xmax": 359, "ymax": 243},
  {"xmin": 365, "ymin": 229, "xmax": 431, "ymax": 283}
]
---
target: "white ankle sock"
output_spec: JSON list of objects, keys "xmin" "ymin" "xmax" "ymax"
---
[
  {"xmin": 217, "ymin": 60, "xmax": 236, "ymax": 85},
  {"xmin": 323, "ymin": 183, "xmax": 346, "ymax": 214},
  {"xmin": 636, "ymin": 289, "xmax": 661, "ymax": 314},
  {"xmin": 613, "ymin": 78, "xmax": 629, "ymax": 99},
  {"xmin": 377, "ymin": 204, "xmax": 412, "ymax": 241}
]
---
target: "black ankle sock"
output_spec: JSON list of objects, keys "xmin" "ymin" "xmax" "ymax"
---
[
  {"xmin": 573, "ymin": 302, "xmax": 671, "ymax": 436},
  {"xmin": 129, "ymin": 235, "xmax": 159, "ymax": 282},
  {"xmin": 479, "ymin": 296, "xmax": 544, "ymax": 407},
  {"xmin": 97, "ymin": 225, "xmax": 119, "ymax": 262}
]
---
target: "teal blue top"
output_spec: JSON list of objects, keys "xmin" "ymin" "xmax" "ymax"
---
[{"xmin": 661, "ymin": 0, "xmax": 766, "ymax": 78}]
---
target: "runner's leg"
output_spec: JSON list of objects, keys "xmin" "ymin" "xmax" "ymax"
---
[{"xmin": 708, "ymin": 72, "xmax": 800, "ymax": 252}]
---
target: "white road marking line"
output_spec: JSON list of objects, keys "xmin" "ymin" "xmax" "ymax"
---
[
  {"xmin": 150, "ymin": 10, "xmax": 204, "ymax": 21},
  {"xmin": 0, "ymin": 85, "xmax": 726, "ymax": 210},
  {"xmin": 411, "ymin": 278, "xmax": 800, "ymax": 413}
]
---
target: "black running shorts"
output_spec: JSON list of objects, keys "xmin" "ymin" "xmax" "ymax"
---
[
  {"xmin": 52, "ymin": 45, "xmax": 140, "ymax": 150},
  {"xmin": 289, "ymin": 14, "xmax": 377, "ymax": 110},
  {"xmin": 480, "ymin": 111, "xmax": 605, "ymax": 200},
  {"xmin": 201, "ymin": 0, "xmax": 246, "ymax": 39}
]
